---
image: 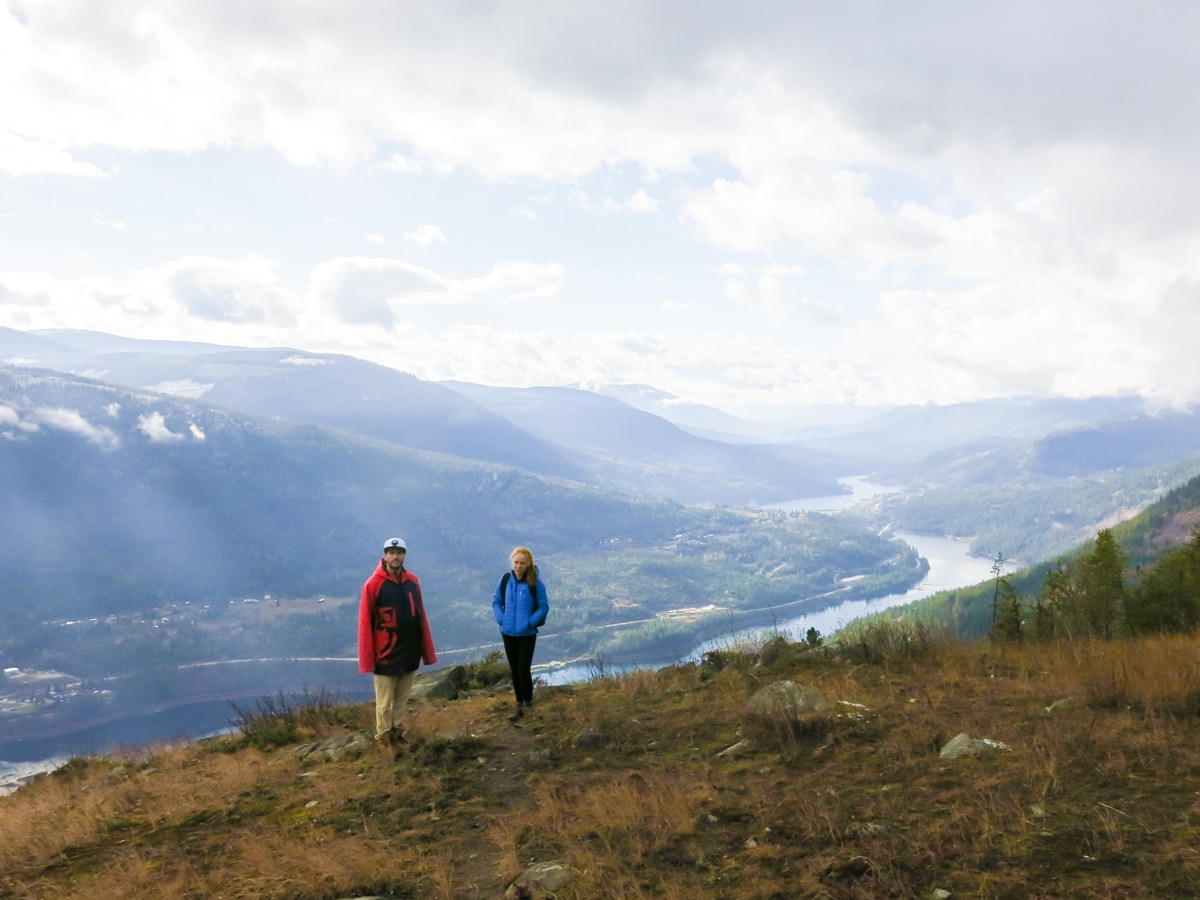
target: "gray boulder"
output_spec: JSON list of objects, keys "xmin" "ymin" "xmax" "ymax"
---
[
  {"xmin": 747, "ymin": 680, "xmax": 830, "ymax": 723},
  {"xmin": 938, "ymin": 732, "xmax": 1011, "ymax": 760},
  {"xmin": 294, "ymin": 732, "xmax": 371, "ymax": 762},
  {"xmin": 411, "ymin": 666, "xmax": 464, "ymax": 701}
]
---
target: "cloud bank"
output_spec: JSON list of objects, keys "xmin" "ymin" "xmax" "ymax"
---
[{"xmin": 2, "ymin": 1, "xmax": 1199, "ymax": 410}]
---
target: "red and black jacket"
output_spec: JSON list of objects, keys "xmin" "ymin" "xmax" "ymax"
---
[{"xmin": 358, "ymin": 561, "xmax": 437, "ymax": 675}]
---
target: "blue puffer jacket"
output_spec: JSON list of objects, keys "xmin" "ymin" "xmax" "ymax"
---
[{"xmin": 493, "ymin": 569, "xmax": 549, "ymax": 637}]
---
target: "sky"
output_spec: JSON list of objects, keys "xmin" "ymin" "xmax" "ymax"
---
[{"xmin": 2, "ymin": 1, "xmax": 1200, "ymax": 417}]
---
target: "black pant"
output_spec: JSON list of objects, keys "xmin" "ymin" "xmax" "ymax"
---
[{"xmin": 502, "ymin": 633, "xmax": 537, "ymax": 704}]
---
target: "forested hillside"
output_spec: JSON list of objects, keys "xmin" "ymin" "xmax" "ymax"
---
[
  {"xmin": 3, "ymin": 328, "xmax": 846, "ymax": 506},
  {"xmin": 894, "ymin": 470, "xmax": 1200, "ymax": 639},
  {"xmin": 854, "ymin": 457, "xmax": 1200, "ymax": 565}
]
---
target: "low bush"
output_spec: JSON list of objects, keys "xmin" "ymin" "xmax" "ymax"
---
[
  {"xmin": 226, "ymin": 687, "xmax": 350, "ymax": 749},
  {"xmin": 459, "ymin": 650, "xmax": 511, "ymax": 689},
  {"xmin": 835, "ymin": 615, "xmax": 952, "ymax": 666}
]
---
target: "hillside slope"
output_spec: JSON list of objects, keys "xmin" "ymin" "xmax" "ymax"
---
[
  {"xmin": 889, "ymin": 469, "xmax": 1200, "ymax": 638},
  {"xmin": 4, "ymin": 328, "xmax": 588, "ymax": 480},
  {"xmin": 443, "ymin": 381, "xmax": 844, "ymax": 505},
  {"xmin": 5, "ymin": 633, "xmax": 1200, "ymax": 898}
]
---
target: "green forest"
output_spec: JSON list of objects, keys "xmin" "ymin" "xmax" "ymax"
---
[{"xmin": 899, "ymin": 471, "xmax": 1200, "ymax": 642}]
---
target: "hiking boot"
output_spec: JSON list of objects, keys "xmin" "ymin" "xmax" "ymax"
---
[{"xmin": 376, "ymin": 726, "xmax": 406, "ymax": 746}]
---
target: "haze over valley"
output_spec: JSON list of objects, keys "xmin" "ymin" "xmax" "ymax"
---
[{"xmin": 4, "ymin": 327, "xmax": 1199, "ymax": 760}]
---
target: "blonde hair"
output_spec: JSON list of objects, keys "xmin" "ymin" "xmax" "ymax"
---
[{"xmin": 510, "ymin": 546, "xmax": 538, "ymax": 591}]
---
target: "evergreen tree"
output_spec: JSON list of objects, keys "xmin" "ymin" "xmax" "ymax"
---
[
  {"xmin": 1127, "ymin": 528, "xmax": 1200, "ymax": 634},
  {"xmin": 1041, "ymin": 567, "xmax": 1083, "ymax": 639},
  {"xmin": 1078, "ymin": 529, "xmax": 1127, "ymax": 639},
  {"xmin": 1032, "ymin": 593, "xmax": 1054, "ymax": 642},
  {"xmin": 991, "ymin": 578, "xmax": 1023, "ymax": 643},
  {"xmin": 1042, "ymin": 529, "xmax": 1127, "ymax": 640}
]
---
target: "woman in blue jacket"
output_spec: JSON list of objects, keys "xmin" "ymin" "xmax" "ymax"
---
[{"xmin": 492, "ymin": 546, "xmax": 549, "ymax": 719}]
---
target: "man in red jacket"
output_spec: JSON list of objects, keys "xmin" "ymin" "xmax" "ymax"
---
[{"xmin": 358, "ymin": 537, "xmax": 437, "ymax": 742}]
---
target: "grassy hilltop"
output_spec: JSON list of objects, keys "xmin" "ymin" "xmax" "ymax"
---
[{"xmin": 5, "ymin": 626, "xmax": 1200, "ymax": 899}]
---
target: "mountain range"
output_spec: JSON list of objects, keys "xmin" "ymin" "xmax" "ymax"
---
[{"xmin": 5, "ymin": 325, "xmax": 1200, "ymax": 755}]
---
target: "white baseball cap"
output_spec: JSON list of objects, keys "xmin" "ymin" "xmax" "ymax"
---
[{"xmin": 383, "ymin": 537, "xmax": 407, "ymax": 552}]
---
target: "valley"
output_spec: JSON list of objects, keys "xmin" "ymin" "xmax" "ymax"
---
[{"xmin": 4, "ymin": 327, "xmax": 1200, "ymax": 765}]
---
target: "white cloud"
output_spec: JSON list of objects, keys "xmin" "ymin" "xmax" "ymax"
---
[
  {"xmin": 306, "ymin": 256, "xmax": 565, "ymax": 324},
  {"xmin": 2, "ymin": 2, "xmax": 1200, "ymax": 408},
  {"xmin": 659, "ymin": 299, "xmax": 694, "ymax": 312},
  {"xmin": 0, "ymin": 131, "xmax": 107, "ymax": 177},
  {"xmin": 92, "ymin": 213, "xmax": 128, "ymax": 230},
  {"xmin": 305, "ymin": 258, "xmax": 453, "ymax": 325},
  {"xmin": 30, "ymin": 407, "xmax": 118, "ymax": 448},
  {"xmin": 0, "ymin": 258, "xmax": 300, "ymax": 338},
  {"xmin": 381, "ymin": 154, "xmax": 423, "ymax": 174},
  {"xmin": 464, "ymin": 260, "xmax": 566, "ymax": 302},
  {"xmin": 604, "ymin": 189, "xmax": 659, "ymax": 214},
  {"xmin": 719, "ymin": 265, "xmax": 836, "ymax": 326},
  {"xmin": 402, "ymin": 225, "xmax": 446, "ymax": 248},
  {"xmin": 626, "ymin": 189, "xmax": 658, "ymax": 213},
  {"xmin": 137, "ymin": 411, "xmax": 184, "ymax": 443},
  {"xmin": 161, "ymin": 256, "xmax": 299, "ymax": 325}
]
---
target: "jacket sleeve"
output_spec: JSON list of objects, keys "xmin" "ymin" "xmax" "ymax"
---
[
  {"xmin": 357, "ymin": 577, "xmax": 377, "ymax": 674},
  {"xmin": 411, "ymin": 575, "xmax": 438, "ymax": 666},
  {"xmin": 492, "ymin": 575, "xmax": 506, "ymax": 626},
  {"xmin": 530, "ymin": 578, "xmax": 549, "ymax": 628}
]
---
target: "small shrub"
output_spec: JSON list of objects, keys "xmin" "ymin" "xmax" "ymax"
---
[
  {"xmin": 835, "ymin": 616, "xmax": 951, "ymax": 666},
  {"xmin": 227, "ymin": 687, "xmax": 348, "ymax": 750},
  {"xmin": 756, "ymin": 634, "xmax": 825, "ymax": 671},
  {"xmin": 757, "ymin": 635, "xmax": 791, "ymax": 666},
  {"xmin": 586, "ymin": 652, "xmax": 611, "ymax": 681},
  {"xmin": 699, "ymin": 643, "xmax": 759, "ymax": 678},
  {"xmin": 459, "ymin": 650, "xmax": 511, "ymax": 689},
  {"xmin": 48, "ymin": 755, "xmax": 110, "ymax": 783}
]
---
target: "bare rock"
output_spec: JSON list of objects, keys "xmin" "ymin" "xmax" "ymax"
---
[
  {"xmin": 938, "ymin": 732, "xmax": 1011, "ymax": 760},
  {"xmin": 504, "ymin": 861, "xmax": 578, "ymax": 899},
  {"xmin": 716, "ymin": 739, "xmax": 754, "ymax": 758},
  {"xmin": 411, "ymin": 667, "xmax": 464, "ymax": 701},
  {"xmin": 747, "ymin": 680, "xmax": 830, "ymax": 723},
  {"xmin": 294, "ymin": 732, "xmax": 371, "ymax": 762}
]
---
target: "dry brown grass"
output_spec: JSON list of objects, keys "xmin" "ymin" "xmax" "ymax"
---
[{"xmin": 6, "ymin": 632, "xmax": 1200, "ymax": 898}]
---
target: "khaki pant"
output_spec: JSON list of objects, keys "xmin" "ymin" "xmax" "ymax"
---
[{"xmin": 373, "ymin": 670, "xmax": 417, "ymax": 738}]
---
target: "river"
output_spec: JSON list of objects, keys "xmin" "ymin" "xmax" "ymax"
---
[
  {"xmin": 2, "ymin": 477, "xmax": 993, "ymax": 786},
  {"xmin": 543, "ymin": 477, "xmax": 998, "ymax": 682}
]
